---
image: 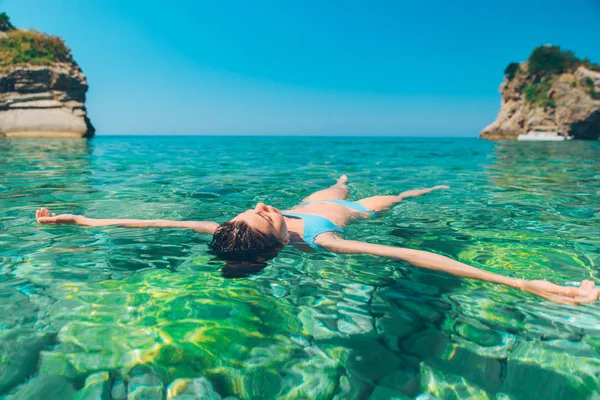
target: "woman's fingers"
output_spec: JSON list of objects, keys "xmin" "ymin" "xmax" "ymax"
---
[
  {"xmin": 582, "ymin": 280, "xmax": 595, "ymax": 292},
  {"xmin": 35, "ymin": 208, "xmax": 57, "ymax": 224},
  {"xmin": 35, "ymin": 208, "xmax": 47, "ymax": 221},
  {"xmin": 532, "ymin": 288, "xmax": 579, "ymax": 305},
  {"xmin": 540, "ymin": 281, "xmax": 588, "ymax": 298},
  {"xmin": 523, "ymin": 280, "xmax": 600, "ymax": 305},
  {"xmin": 549, "ymin": 281, "xmax": 599, "ymax": 304},
  {"xmin": 568, "ymin": 281, "xmax": 599, "ymax": 302},
  {"xmin": 575, "ymin": 287, "xmax": 600, "ymax": 303},
  {"xmin": 36, "ymin": 208, "xmax": 54, "ymax": 220}
]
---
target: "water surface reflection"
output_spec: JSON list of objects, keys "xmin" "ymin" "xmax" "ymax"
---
[{"xmin": 1, "ymin": 137, "xmax": 599, "ymax": 399}]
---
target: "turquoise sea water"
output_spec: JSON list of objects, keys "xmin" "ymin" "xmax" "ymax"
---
[{"xmin": 1, "ymin": 136, "xmax": 600, "ymax": 399}]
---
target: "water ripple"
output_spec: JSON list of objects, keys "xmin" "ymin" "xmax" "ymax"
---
[{"xmin": 1, "ymin": 137, "xmax": 599, "ymax": 399}]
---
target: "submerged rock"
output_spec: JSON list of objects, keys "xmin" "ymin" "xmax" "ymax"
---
[
  {"xmin": 401, "ymin": 327, "xmax": 451, "ymax": 358},
  {"xmin": 6, "ymin": 375, "xmax": 77, "ymax": 400},
  {"xmin": 368, "ymin": 385, "xmax": 411, "ymax": 400},
  {"xmin": 0, "ymin": 330, "xmax": 55, "ymax": 394},
  {"xmin": 379, "ymin": 367, "xmax": 420, "ymax": 396},
  {"xmin": 127, "ymin": 366, "xmax": 165, "ymax": 400},
  {"xmin": 75, "ymin": 371, "xmax": 112, "ymax": 400},
  {"xmin": 111, "ymin": 379, "xmax": 128, "ymax": 400},
  {"xmin": 346, "ymin": 340, "xmax": 402, "ymax": 383},
  {"xmin": 419, "ymin": 364, "xmax": 490, "ymax": 400},
  {"xmin": 166, "ymin": 377, "xmax": 222, "ymax": 399}
]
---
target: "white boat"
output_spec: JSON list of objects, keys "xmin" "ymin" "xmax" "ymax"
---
[{"xmin": 517, "ymin": 131, "xmax": 571, "ymax": 141}]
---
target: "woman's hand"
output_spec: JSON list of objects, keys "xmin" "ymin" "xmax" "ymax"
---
[
  {"xmin": 516, "ymin": 279, "xmax": 600, "ymax": 305},
  {"xmin": 431, "ymin": 185, "xmax": 450, "ymax": 190},
  {"xmin": 35, "ymin": 208, "xmax": 78, "ymax": 224}
]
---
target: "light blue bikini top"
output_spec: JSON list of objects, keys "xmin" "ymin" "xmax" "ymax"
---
[
  {"xmin": 281, "ymin": 212, "xmax": 343, "ymax": 250},
  {"xmin": 282, "ymin": 200, "xmax": 374, "ymax": 250}
]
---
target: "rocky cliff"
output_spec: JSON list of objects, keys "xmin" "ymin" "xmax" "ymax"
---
[
  {"xmin": 0, "ymin": 15, "xmax": 94, "ymax": 138},
  {"xmin": 0, "ymin": 63, "xmax": 95, "ymax": 138},
  {"xmin": 481, "ymin": 47, "xmax": 600, "ymax": 141}
]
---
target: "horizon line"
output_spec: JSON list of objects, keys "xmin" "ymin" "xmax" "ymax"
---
[{"xmin": 95, "ymin": 133, "xmax": 481, "ymax": 138}]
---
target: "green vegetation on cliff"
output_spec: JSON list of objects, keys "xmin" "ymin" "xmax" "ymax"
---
[
  {"xmin": 524, "ymin": 79, "xmax": 555, "ymax": 109},
  {"xmin": 0, "ymin": 13, "xmax": 72, "ymax": 70},
  {"xmin": 505, "ymin": 45, "xmax": 600, "ymax": 82},
  {"xmin": 527, "ymin": 46, "xmax": 580, "ymax": 78},
  {"xmin": 0, "ymin": 12, "xmax": 15, "ymax": 32},
  {"xmin": 584, "ymin": 77, "xmax": 600, "ymax": 100},
  {"xmin": 504, "ymin": 62, "xmax": 520, "ymax": 81},
  {"xmin": 504, "ymin": 45, "xmax": 600, "ymax": 109}
]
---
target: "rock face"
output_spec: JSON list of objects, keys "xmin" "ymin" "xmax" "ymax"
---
[
  {"xmin": 0, "ymin": 63, "xmax": 94, "ymax": 138},
  {"xmin": 480, "ymin": 65, "xmax": 600, "ymax": 140}
]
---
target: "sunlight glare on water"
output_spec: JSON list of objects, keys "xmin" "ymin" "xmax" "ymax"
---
[{"xmin": 0, "ymin": 136, "xmax": 599, "ymax": 399}]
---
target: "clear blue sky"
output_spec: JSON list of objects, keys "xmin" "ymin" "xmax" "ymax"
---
[{"xmin": 2, "ymin": 0, "xmax": 599, "ymax": 136}]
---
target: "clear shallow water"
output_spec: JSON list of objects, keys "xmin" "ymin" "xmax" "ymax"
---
[{"xmin": 0, "ymin": 136, "xmax": 599, "ymax": 399}]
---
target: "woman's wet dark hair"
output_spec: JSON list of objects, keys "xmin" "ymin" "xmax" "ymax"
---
[{"xmin": 209, "ymin": 220, "xmax": 284, "ymax": 270}]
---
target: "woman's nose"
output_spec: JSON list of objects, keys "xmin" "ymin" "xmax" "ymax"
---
[{"xmin": 254, "ymin": 202, "xmax": 266, "ymax": 212}]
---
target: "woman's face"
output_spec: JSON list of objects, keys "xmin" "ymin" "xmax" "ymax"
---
[{"xmin": 231, "ymin": 203, "xmax": 289, "ymax": 243}]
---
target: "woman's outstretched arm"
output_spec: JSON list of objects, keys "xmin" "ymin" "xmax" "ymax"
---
[
  {"xmin": 35, "ymin": 208, "xmax": 218, "ymax": 234},
  {"xmin": 315, "ymin": 233, "xmax": 599, "ymax": 305}
]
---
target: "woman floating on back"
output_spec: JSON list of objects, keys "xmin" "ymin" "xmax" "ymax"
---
[{"xmin": 36, "ymin": 175, "xmax": 599, "ymax": 305}]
